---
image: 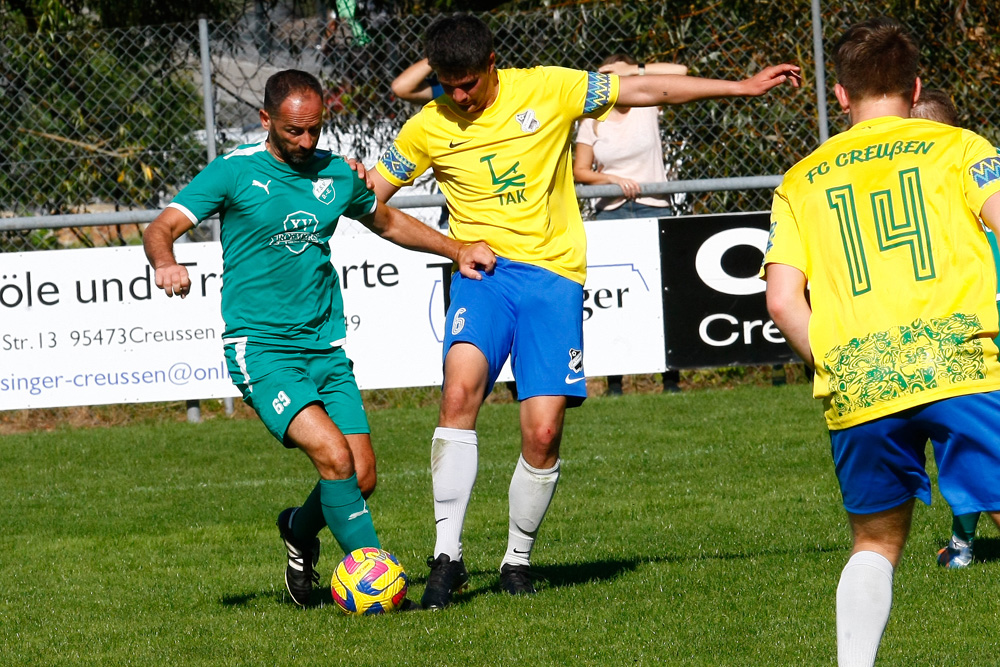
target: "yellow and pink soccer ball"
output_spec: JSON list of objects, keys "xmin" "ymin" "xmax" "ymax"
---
[{"xmin": 331, "ymin": 547, "xmax": 409, "ymax": 615}]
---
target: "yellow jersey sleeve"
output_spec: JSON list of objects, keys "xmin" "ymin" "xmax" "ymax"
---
[
  {"xmin": 375, "ymin": 67, "xmax": 620, "ymax": 284},
  {"xmin": 761, "ymin": 183, "xmax": 808, "ymax": 276},
  {"xmin": 964, "ymin": 129, "xmax": 1000, "ymax": 214},
  {"xmin": 375, "ymin": 114, "xmax": 430, "ymax": 188}
]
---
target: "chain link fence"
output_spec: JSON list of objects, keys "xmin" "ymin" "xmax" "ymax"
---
[{"xmin": 2, "ymin": 0, "xmax": 998, "ymax": 251}]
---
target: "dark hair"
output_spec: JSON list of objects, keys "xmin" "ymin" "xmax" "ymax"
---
[
  {"xmin": 425, "ymin": 14, "xmax": 494, "ymax": 79},
  {"xmin": 911, "ymin": 88, "xmax": 958, "ymax": 126},
  {"xmin": 263, "ymin": 69, "xmax": 323, "ymax": 115},
  {"xmin": 833, "ymin": 17, "xmax": 919, "ymax": 102},
  {"xmin": 600, "ymin": 53, "xmax": 637, "ymax": 68}
]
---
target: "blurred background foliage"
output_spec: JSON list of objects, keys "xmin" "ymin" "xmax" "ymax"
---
[{"xmin": 1, "ymin": 0, "xmax": 997, "ymax": 238}]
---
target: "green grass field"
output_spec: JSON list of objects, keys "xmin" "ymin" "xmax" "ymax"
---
[{"xmin": 3, "ymin": 384, "xmax": 1000, "ymax": 665}]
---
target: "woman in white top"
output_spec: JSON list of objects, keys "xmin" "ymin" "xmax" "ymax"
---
[
  {"xmin": 575, "ymin": 54, "xmax": 688, "ymax": 395},
  {"xmin": 574, "ymin": 54, "xmax": 687, "ymax": 220}
]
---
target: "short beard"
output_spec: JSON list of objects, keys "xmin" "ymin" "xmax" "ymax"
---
[
  {"xmin": 270, "ymin": 134, "xmax": 314, "ymax": 167},
  {"xmin": 279, "ymin": 144, "xmax": 314, "ymax": 167}
]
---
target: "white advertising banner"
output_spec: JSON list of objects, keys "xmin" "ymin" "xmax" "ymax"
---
[
  {"xmin": 0, "ymin": 218, "xmax": 664, "ymax": 410},
  {"xmin": 0, "ymin": 243, "xmax": 233, "ymax": 410},
  {"xmin": 331, "ymin": 234, "xmax": 453, "ymax": 390},
  {"xmin": 580, "ymin": 218, "xmax": 665, "ymax": 376}
]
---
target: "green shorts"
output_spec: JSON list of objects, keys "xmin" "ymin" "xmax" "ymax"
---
[{"xmin": 223, "ymin": 339, "xmax": 369, "ymax": 447}]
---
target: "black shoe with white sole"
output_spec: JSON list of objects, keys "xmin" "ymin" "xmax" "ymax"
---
[{"xmin": 276, "ymin": 507, "xmax": 320, "ymax": 606}]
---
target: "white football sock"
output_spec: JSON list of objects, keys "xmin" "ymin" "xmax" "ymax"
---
[
  {"xmin": 836, "ymin": 550, "xmax": 894, "ymax": 667},
  {"xmin": 502, "ymin": 455, "xmax": 560, "ymax": 568},
  {"xmin": 431, "ymin": 427, "xmax": 478, "ymax": 561}
]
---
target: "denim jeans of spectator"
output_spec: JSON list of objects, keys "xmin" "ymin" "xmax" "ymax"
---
[{"xmin": 594, "ymin": 201, "xmax": 667, "ymax": 220}]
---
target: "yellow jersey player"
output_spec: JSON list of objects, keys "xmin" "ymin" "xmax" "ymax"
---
[
  {"xmin": 763, "ymin": 18, "xmax": 1000, "ymax": 667},
  {"xmin": 371, "ymin": 14, "xmax": 800, "ymax": 609}
]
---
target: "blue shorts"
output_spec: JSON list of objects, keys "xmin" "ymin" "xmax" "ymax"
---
[
  {"xmin": 224, "ymin": 339, "xmax": 370, "ymax": 447},
  {"xmin": 830, "ymin": 391, "xmax": 1000, "ymax": 515},
  {"xmin": 443, "ymin": 257, "xmax": 586, "ymax": 404}
]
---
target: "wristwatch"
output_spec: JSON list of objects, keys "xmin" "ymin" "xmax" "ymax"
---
[{"xmin": 638, "ymin": 62, "xmax": 646, "ymax": 76}]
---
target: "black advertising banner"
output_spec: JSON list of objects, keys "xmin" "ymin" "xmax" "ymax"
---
[{"xmin": 660, "ymin": 211, "xmax": 799, "ymax": 369}]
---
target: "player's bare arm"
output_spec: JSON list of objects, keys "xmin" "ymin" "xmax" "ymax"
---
[
  {"xmin": 616, "ymin": 63, "xmax": 801, "ymax": 106},
  {"xmin": 764, "ymin": 262, "xmax": 814, "ymax": 368},
  {"xmin": 979, "ymin": 191, "xmax": 1000, "ymax": 237},
  {"xmin": 391, "ymin": 58, "xmax": 437, "ymax": 103},
  {"xmin": 369, "ymin": 169, "xmax": 400, "ymax": 204},
  {"xmin": 361, "ymin": 201, "xmax": 496, "ymax": 280},
  {"xmin": 144, "ymin": 207, "xmax": 195, "ymax": 298},
  {"xmin": 599, "ymin": 60, "xmax": 688, "ymax": 77}
]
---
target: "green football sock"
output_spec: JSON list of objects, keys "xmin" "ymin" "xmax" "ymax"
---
[
  {"xmin": 952, "ymin": 512, "xmax": 980, "ymax": 544},
  {"xmin": 290, "ymin": 482, "xmax": 327, "ymax": 543},
  {"xmin": 320, "ymin": 474, "xmax": 381, "ymax": 554}
]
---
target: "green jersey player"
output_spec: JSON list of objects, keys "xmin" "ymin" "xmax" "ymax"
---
[{"xmin": 144, "ymin": 69, "xmax": 494, "ymax": 607}]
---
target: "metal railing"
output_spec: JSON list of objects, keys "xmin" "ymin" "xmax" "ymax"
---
[
  {"xmin": 3, "ymin": 0, "xmax": 996, "ymax": 250},
  {"xmin": 0, "ymin": 177, "xmax": 782, "ymax": 232}
]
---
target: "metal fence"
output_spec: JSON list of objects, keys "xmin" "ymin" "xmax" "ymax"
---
[{"xmin": 2, "ymin": 0, "xmax": 998, "ymax": 251}]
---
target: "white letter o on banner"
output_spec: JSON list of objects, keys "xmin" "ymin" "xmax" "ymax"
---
[{"xmin": 694, "ymin": 228, "xmax": 768, "ymax": 296}]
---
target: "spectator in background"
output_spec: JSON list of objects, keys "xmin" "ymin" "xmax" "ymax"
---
[
  {"xmin": 574, "ymin": 54, "xmax": 687, "ymax": 220},
  {"xmin": 391, "ymin": 57, "xmax": 443, "ymax": 103},
  {"xmin": 318, "ymin": 1, "xmax": 396, "ymax": 90},
  {"xmin": 910, "ymin": 87, "xmax": 958, "ymax": 125},
  {"xmin": 319, "ymin": 0, "xmax": 373, "ymax": 54},
  {"xmin": 573, "ymin": 54, "xmax": 688, "ymax": 396}
]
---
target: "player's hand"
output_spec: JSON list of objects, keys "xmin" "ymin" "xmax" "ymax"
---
[
  {"xmin": 345, "ymin": 157, "xmax": 375, "ymax": 191},
  {"xmin": 456, "ymin": 241, "xmax": 496, "ymax": 280},
  {"xmin": 739, "ymin": 63, "xmax": 802, "ymax": 96},
  {"xmin": 598, "ymin": 61, "xmax": 633, "ymax": 77},
  {"xmin": 154, "ymin": 263, "xmax": 191, "ymax": 298}
]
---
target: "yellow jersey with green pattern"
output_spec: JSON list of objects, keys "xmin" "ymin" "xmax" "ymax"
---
[
  {"xmin": 376, "ymin": 66, "xmax": 618, "ymax": 285},
  {"xmin": 764, "ymin": 116, "xmax": 1000, "ymax": 429}
]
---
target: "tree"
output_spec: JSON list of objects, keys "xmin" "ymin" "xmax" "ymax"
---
[
  {"xmin": 0, "ymin": 1, "xmax": 218, "ymax": 224},
  {"xmin": 1, "ymin": 0, "xmax": 242, "ymax": 32}
]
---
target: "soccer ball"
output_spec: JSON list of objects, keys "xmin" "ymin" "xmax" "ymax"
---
[{"xmin": 331, "ymin": 547, "xmax": 409, "ymax": 615}]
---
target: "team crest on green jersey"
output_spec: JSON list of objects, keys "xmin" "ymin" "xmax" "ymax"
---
[
  {"xmin": 312, "ymin": 178, "xmax": 336, "ymax": 205},
  {"xmin": 269, "ymin": 210, "xmax": 321, "ymax": 254}
]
